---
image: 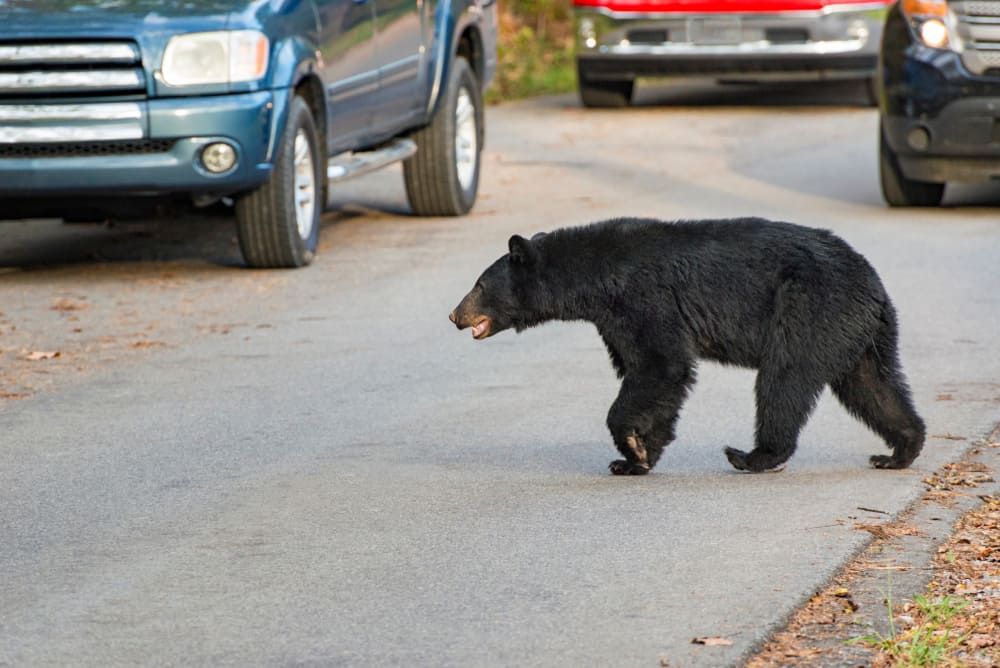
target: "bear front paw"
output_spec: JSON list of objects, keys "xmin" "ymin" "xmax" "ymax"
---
[{"xmin": 608, "ymin": 459, "xmax": 650, "ymax": 476}]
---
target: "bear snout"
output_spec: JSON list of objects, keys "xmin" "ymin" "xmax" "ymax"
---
[{"xmin": 449, "ymin": 306, "xmax": 493, "ymax": 339}]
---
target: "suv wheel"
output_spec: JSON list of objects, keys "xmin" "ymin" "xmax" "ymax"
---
[
  {"xmin": 236, "ymin": 95, "xmax": 322, "ymax": 268},
  {"xmin": 879, "ymin": 122, "xmax": 945, "ymax": 207},
  {"xmin": 403, "ymin": 57, "xmax": 483, "ymax": 216}
]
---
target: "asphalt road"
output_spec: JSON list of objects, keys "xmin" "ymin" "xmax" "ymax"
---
[{"xmin": 3, "ymin": 82, "xmax": 1000, "ymax": 667}]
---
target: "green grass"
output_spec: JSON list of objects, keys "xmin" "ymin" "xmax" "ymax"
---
[
  {"xmin": 851, "ymin": 594, "xmax": 971, "ymax": 667},
  {"xmin": 488, "ymin": 0, "xmax": 577, "ymax": 102}
]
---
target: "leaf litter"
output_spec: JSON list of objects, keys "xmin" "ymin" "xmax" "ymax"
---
[{"xmin": 746, "ymin": 429, "xmax": 1000, "ymax": 667}]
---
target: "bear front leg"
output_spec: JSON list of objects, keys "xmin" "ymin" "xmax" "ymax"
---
[
  {"xmin": 606, "ymin": 366, "xmax": 692, "ymax": 476},
  {"xmin": 608, "ymin": 433, "xmax": 651, "ymax": 476}
]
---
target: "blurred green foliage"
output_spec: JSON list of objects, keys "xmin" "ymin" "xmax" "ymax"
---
[{"xmin": 487, "ymin": 0, "xmax": 576, "ymax": 102}]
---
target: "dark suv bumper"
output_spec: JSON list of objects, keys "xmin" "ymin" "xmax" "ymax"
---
[{"xmin": 880, "ymin": 5, "xmax": 1000, "ymax": 182}]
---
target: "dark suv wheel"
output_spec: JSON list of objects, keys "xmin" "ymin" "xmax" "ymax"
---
[{"xmin": 878, "ymin": 122, "xmax": 945, "ymax": 207}]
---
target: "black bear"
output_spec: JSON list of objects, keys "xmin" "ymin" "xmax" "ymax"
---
[{"xmin": 449, "ymin": 217, "xmax": 925, "ymax": 475}]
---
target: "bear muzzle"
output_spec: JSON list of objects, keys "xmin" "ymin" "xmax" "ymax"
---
[{"xmin": 449, "ymin": 310, "xmax": 493, "ymax": 339}]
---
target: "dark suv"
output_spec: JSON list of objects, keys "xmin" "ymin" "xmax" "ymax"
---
[
  {"xmin": 878, "ymin": 0, "xmax": 1000, "ymax": 206},
  {"xmin": 0, "ymin": 0, "xmax": 497, "ymax": 267}
]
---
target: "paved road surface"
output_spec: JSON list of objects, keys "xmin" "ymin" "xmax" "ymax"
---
[{"xmin": 3, "ymin": 82, "xmax": 1000, "ymax": 667}]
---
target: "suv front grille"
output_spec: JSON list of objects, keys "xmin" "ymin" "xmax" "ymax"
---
[
  {"xmin": 952, "ymin": 0, "xmax": 1000, "ymax": 75},
  {"xmin": 0, "ymin": 41, "xmax": 146, "ymax": 100}
]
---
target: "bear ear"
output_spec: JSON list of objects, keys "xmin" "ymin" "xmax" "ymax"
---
[{"xmin": 508, "ymin": 234, "xmax": 540, "ymax": 266}]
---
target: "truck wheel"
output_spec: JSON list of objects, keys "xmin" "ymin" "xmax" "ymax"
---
[
  {"xmin": 879, "ymin": 122, "xmax": 944, "ymax": 207},
  {"xmin": 236, "ymin": 96, "xmax": 322, "ymax": 268},
  {"xmin": 579, "ymin": 80, "xmax": 633, "ymax": 108},
  {"xmin": 578, "ymin": 64, "xmax": 633, "ymax": 108},
  {"xmin": 403, "ymin": 58, "xmax": 483, "ymax": 216}
]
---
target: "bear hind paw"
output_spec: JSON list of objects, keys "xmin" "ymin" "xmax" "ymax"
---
[
  {"xmin": 724, "ymin": 447, "xmax": 787, "ymax": 473},
  {"xmin": 870, "ymin": 454, "xmax": 913, "ymax": 470},
  {"xmin": 608, "ymin": 459, "xmax": 650, "ymax": 476}
]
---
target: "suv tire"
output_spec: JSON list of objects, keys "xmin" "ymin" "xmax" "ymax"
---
[
  {"xmin": 879, "ymin": 122, "xmax": 945, "ymax": 207},
  {"xmin": 236, "ymin": 95, "xmax": 322, "ymax": 268},
  {"xmin": 404, "ymin": 58, "xmax": 483, "ymax": 216}
]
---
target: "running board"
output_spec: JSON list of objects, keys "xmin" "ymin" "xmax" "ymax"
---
[{"xmin": 326, "ymin": 139, "xmax": 417, "ymax": 183}]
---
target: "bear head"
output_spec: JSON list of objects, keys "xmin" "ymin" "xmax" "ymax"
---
[{"xmin": 449, "ymin": 233, "xmax": 547, "ymax": 339}]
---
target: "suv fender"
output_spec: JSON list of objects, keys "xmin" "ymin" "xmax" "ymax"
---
[
  {"xmin": 424, "ymin": 0, "xmax": 488, "ymax": 120},
  {"xmin": 264, "ymin": 37, "xmax": 324, "ymax": 161}
]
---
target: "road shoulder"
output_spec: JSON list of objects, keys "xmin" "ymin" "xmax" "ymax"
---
[{"xmin": 745, "ymin": 426, "xmax": 1000, "ymax": 667}]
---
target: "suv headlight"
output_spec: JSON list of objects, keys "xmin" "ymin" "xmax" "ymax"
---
[
  {"xmin": 900, "ymin": 0, "xmax": 951, "ymax": 49},
  {"xmin": 161, "ymin": 30, "xmax": 269, "ymax": 86}
]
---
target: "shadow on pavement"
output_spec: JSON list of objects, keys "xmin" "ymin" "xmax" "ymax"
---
[
  {"xmin": 632, "ymin": 78, "xmax": 875, "ymax": 108},
  {"xmin": 0, "ymin": 212, "xmax": 246, "ymax": 269}
]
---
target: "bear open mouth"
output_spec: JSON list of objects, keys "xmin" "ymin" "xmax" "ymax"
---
[{"xmin": 471, "ymin": 316, "xmax": 492, "ymax": 339}]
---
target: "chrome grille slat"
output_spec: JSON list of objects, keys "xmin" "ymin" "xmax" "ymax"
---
[
  {"xmin": 0, "ymin": 102, "xmax": 141, "ymax": 122},
  {"xmin": 0, "ymin": 39, "xmax": 145, "ymax": 99},
  {"xmin": 952, "ymin": 0, "xmax": 1000, "ymax": 17},
  {"xmin": 0, "ymin": 43, "xmax": 140, "ymax": 65},
  {"xmin": 0, "ymin": 102, "xmax": 144, "ymax": 143},
  {"xmin": 0, "ymin": 70, "xmax": 144, "ymax": 94},
  {"xmin": 953, "ymin": 1, "xmax": 1000, "ymax": 74}
]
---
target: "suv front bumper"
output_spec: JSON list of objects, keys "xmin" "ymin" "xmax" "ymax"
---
[
  {"xmin": 0, "ymin": 90, "xmax": 283, "ymax": 198},
  {"xmin": 881, "ymin": 22, "xmax": 1000, "ymax": 184},
  {"xmin": 576, "ymin": 3, "xmax": 888, "ymax": 82}
]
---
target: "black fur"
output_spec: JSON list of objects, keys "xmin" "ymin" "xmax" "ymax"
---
[{"xmin": 450, "ymin": 217, "xmax": 925, "ymax": 475}]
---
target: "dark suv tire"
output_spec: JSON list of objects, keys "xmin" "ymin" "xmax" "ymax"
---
[
  {"xmin": 403, "ymin": 58, "xmax": 483, "ymax": 216},
  {"xmin": 236, "ymin": 95, "xmax": 322, "ymax": 268},
  {"xmin": 879, "ymin": 122, "xmax": 945, "ymax": 207}
]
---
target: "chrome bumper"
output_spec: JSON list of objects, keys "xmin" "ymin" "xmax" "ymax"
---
[{"xmin": 575, "ymin": 3, "xmax": 889, "ymax": 78}]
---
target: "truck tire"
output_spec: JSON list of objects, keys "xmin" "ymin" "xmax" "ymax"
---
[
  {"xmin": 403, "ymin": 58, "xmax": 483, "ymax": 216},
  {"xmin": 879, "ymin": 122, "xmax": 944, "ymax": 207},
  {"xmin": 578, "ymin": 63, "xmax": 633, "ymax": 108},
  {"xmin": 579, "ymin": 80, "xmax": 633, "ymax": 108},
  {"xmin": 236, "ymin": 96, "xmax": 322, "ymax": 268}
]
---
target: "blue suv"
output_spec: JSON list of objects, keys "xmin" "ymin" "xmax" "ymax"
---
[{"xmin": 0, "ymin": 0, "xmax": 497, "ymax": 267}]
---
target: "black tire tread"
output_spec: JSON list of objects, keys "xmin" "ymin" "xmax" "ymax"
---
[
  {"xmin": 404, "ymin": 58, "xmax": 482, "ymax": 216},
  {"xmin": 236, "ymin": 96, "xmax": 319, "ymax": 268},
  {"xmin": 879, "ymin": 121, "xmax": 945, "ymax": 208}
]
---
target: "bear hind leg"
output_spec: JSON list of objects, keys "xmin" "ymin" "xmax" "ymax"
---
[{"xmin": 830, "ymin": 351, "xmax": 925, "ymax": 469}]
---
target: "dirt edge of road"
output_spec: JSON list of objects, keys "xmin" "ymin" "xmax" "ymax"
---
[{"xmin": 743, "ymin": 425, "xmax": 1000, "ymax": 668}]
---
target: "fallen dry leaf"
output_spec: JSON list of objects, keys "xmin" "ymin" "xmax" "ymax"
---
[
  {"xmin": 0, "ymin": 392, "xmax": 29, "ymax": 399},
  {"xmin": 50, "ymin": 298, "xmax": 89, "ymax": 312},
  {"xmin": 692, "ymin": 637, "xmax": 734, "ymax": 646},
  {"xmin": 853, "ymin": 522, "xmax": 922, "ymax": 540},
  {"xmin": 24, "ymin": 351, "xmax": 60, "ymax": 361}
]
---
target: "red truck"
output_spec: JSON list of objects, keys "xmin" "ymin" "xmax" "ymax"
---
[{"xmin": 573, "ymin": 0, "xmax": 892, "ymax": 106}]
